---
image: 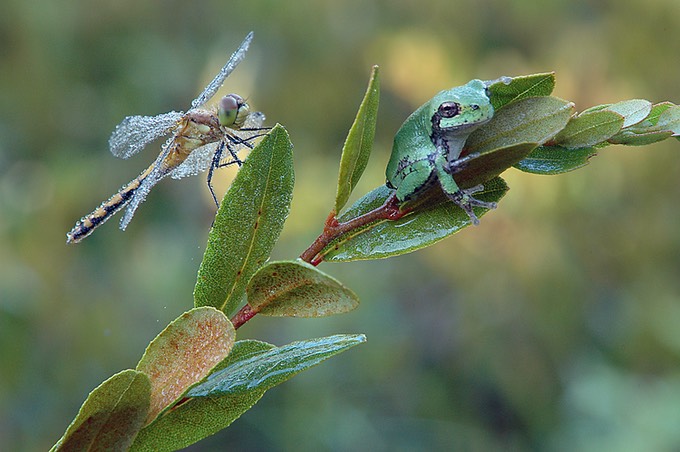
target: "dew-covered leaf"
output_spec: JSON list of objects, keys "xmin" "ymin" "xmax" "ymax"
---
[
  {"xmin": 553, "ymin": 110, "xmax": 624, "ymax": 149},
  {"xmin": 335, "ymin": 65, "xmax": 380, "ymax": 213},
  {"xmin": 514, "ymin": 145, "xmax": 598, "ymax": 175},
  {"xmin": 188, "ymin": 334, "xmax": 366, "ymax": 397},
  {"xmin": 51, "ymin": 370, "xmax": 151, "ymax": 452},
  {"xmin": 467, "ymin": 96, "xmax": 574, "ymax": 154},
  {"xmin": 130, "ymin": 340, "xmax": 274, "ymax": 452},
  {"xmin": 487, "ymin": 72, "xmax": 555, "ymax": 110},
  {"xmin": 247, "ymin": 260, "xmax": 359, "ymax": 317},
  {"xmin": 322, "ymin": 178, "xmax": 508, "ymax": 262},
  {"xmin": 136, "ymin": 307, "xmax": 235, "ymax": 425},
  {"xmin": 194, "ymin": 125, "xmax": 294, "ymax": 315},
  {"xmin": 131, "ymin": 334, "xmax": 364, "ymax": 451}
]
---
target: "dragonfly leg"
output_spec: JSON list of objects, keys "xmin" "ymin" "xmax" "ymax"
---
[{"xmin": 207, "ymin": 140, "xmax": 226, "ymax": 207}]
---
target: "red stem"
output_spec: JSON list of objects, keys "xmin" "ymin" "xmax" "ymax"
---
[{"xmin": 230, "ymin": 191, "xmax": 408, "ymax": 329}]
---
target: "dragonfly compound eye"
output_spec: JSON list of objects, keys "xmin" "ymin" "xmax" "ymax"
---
[
  {"xmin": 218, "ymin": 95, "xmax": 240, "ymax": 126},
  {"xmin": 438, "ymin": 101, "xmax": 460, "ymax": 118}
]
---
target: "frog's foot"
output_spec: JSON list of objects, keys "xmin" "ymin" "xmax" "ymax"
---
[
  {"xmin": 448, "ymin": 184, "xmax": 497, "ymax": 225},
  {"xmin": 444, "ymin": 152, "xmax": 481, "ymax": 175}
]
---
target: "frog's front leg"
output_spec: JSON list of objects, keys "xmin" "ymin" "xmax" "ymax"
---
[{"xmin": 434, "ymin": 152, "xmax": 496, "ymax": 225}]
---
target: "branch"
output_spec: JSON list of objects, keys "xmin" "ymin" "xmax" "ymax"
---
[{"xmin": 230, "ymin": 191, "xmax": 406, "ymax": 329}]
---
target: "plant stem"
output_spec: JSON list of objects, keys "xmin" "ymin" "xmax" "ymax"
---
[
  {"xmin": 300, "ymin": 192, "xmax": 405, "ymax": 265},
  {"xmin": 230, "ymin": 191, "xmax": 407, "ymax": 329}
]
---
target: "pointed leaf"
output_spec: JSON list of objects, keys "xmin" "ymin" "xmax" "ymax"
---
[
  {"xmin": 553, "ymin": 110, "xmax": 624, "ymax": 149},
  {"xmin": 322, "ymin": 178, "xmax": 508, "ymax": 262},
  {"xmin": 194, "ymin": 125, "xmax": 295, "ymax": 315},
  {"xmin": 605, "ymin": 99, "xmax": 652, "ymax": 128},
  {"xmin": 132, "ymin": 335, "xmax": 365, "ymax": 451},
  {"xmin": 130, "ymin": 340, "xmax": 274, "ymax": 452},
  {"xmin": 335, "ymin": 65, "xmax": 380, "ymax": 213},
  {"xmin": 467, "ymin": 96, "xmax": 574, "ymax": 154},
  {"xmin": 136, "ymin": 307, "xmax": 235, "ymax": 425},
  {"xmin": 514, "ymin": 145, "xmax": 598, "ymax": 174},
  {"xmin": 52, "ymin": 370, "xmax": 151, "ymax": 452},
  {"xmin": 487, "ymin": 72, "xmax": 555, "ymax": 110},
  {"xmin": 247, "ymin": 260, "xmax": 359, "ymax": 317},
  {"xmin": 188, "ymin": 334, "xmax": 366, "ymax": 397},
  {"xmin": 456, "ymin": 142, "xmax": 538, "ymax": 188}
]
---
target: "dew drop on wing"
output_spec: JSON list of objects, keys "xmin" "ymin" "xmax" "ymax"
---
[
  {"xmin": 109, "ymin": 111, "xmax": 183, "ymax": 159},
  {"xmin": 170, "ymin": 142, "xmax": 220, "ymax": 180},
  {"xmin": 190, "ymin": 32, "xmax": 254, "ymax": 110}
]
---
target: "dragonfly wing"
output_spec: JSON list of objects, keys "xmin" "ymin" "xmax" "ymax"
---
[
  {"xmin": 169, "ymin": 142, "xmax": 220, "ymax": 180},
  {"xmin": 190, "ymin": 32, "xmax": 254, "ymax": 110},
  {"xmin": 118, "ymin": 136, "xmax": 174, "ymax": 230},
  {"xmin": 243, "ymin": 111, "xmax": 266, "ymax": 129},
  {"xmin": 109, "ymin": 111, "xmax": 183, "ymax": 159}
]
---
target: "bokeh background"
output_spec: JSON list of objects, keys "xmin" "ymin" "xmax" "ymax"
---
[{"xmin": 2, "ymin": 0, "xmax": 680, "ymax": 450}]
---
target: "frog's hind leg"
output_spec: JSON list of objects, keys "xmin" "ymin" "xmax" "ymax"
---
[{"xmin": 435, "ymin": 153, "xmax": 496, "ymax": 225}]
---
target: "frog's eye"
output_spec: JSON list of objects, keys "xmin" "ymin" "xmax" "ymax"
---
[{"xmin": 438, "ymin": 101, "xmax": 460, "ymax": 118}]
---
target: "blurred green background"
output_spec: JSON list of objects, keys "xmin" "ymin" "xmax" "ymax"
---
[{"xmin": 2, "ymin": 0, "xmax": 680, "ymax": 450}]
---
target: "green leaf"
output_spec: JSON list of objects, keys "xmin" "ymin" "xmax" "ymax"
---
[
  {"xmin": 335, "ymin": 65, "xmax": 380, "ymax": 213},
  {"xmin": 645, "ymin": 102, "xmax": 675, "ymax": 126},
  {"xmin": 553, "ymin": 110, "xmax": 624, "ymax": 149},
  {"xmin": 51, "ymin": 370, "xmax": 151, "ymax": 452},
  {"xmin": 605, "ymin": 99, "xmax": 652, "ymax": 128},
  {"xmin": 457, "ymin": 142, "xmax": 538, "ymax": 188},
  {"xmin": 247, "ymin": 260, "xmax": 359, "ymax": 317},
  {"xmin": 322, "ymin": 178, "xmax": 508, "ymax": 262},
  {"xmin": 607, "ymin": 129, "xmax": 674, "ymax": 146},
  {"xmin": 130, "ymin": 340, "xmax": 274, "ymax": 452},
  {"xmin": 656, "ymin": 104, "xmax": 680, "ymax": 135},
  {"xmin": 132, "ymin": 335, "xmax": 365, "ymax": 451},
  {"xmin": 487, "ymin": 72, "xmax": 555, "ymax": 110},
  {"xmin": 467, "ymin": 96, "xmax": 574, "ymax": 154},
  {"xmin": 188, "ymin": 334, "xmax": 366, "ymax": 397},
  {"xmin": 136, "ymin": 307, "xmax": 235, "ymax": 425},
  {"xmin": 514, "ymin": 145, "xmax": 598, "ymax": 175},
  {"xmin": 608, "ymin": 104, "xmax": 680, "ymax": 145},
  {"xmin": 194, "ymin": 125, "xmax": 295, "ymax": 315}
]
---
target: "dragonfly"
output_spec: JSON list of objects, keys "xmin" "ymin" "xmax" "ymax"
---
[{"xmin": 67, "ymin": 31, "xmax": 267, "ymax": 244}]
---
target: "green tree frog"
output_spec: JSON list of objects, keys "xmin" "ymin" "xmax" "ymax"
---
[{"xmin": 386, "ymin": 79, "xmax": 496, "ymax": 224}]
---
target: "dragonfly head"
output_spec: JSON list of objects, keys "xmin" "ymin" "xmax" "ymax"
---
[{"xmin": 218, "ymin": 94, "xmax": 250, "ymax": 128}]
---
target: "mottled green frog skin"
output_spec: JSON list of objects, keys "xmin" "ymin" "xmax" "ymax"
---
[{"xmin": 386, "ymin": 79, "xmax": 494, "ymax": 209}]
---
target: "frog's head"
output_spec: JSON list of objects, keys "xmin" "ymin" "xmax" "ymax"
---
[{"xmin": 430, "ymin": 79, "xmax": 493, "ymax": 133}]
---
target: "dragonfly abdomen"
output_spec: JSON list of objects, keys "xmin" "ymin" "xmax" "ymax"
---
[{"xmin": 66, "ymin": 167, "xmax": 152, "ymax": 243}]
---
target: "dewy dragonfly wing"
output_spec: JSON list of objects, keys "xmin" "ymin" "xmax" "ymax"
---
[
  {"xmin": 118, "ymin": 136, "xmax": 175, "ymax": 230},
  {"xmin": 169, "ymin": 142, "xmax": 220, "ymax": 180},
  {"xmin": 190, "ymin": 31, "xmax": 254, "ymax": 110},
  {"xmin": 109, "ymin": 111, "xmax": 183, "ymax": 159}
]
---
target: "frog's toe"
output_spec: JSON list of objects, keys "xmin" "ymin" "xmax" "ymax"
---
[
  {"xmin": 449, "ymin": 184, "xmax": 496, "ymax": 225},
  {"xmin": 445, "ymin": 152, "xmax": 480, "ymax": 174}
]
